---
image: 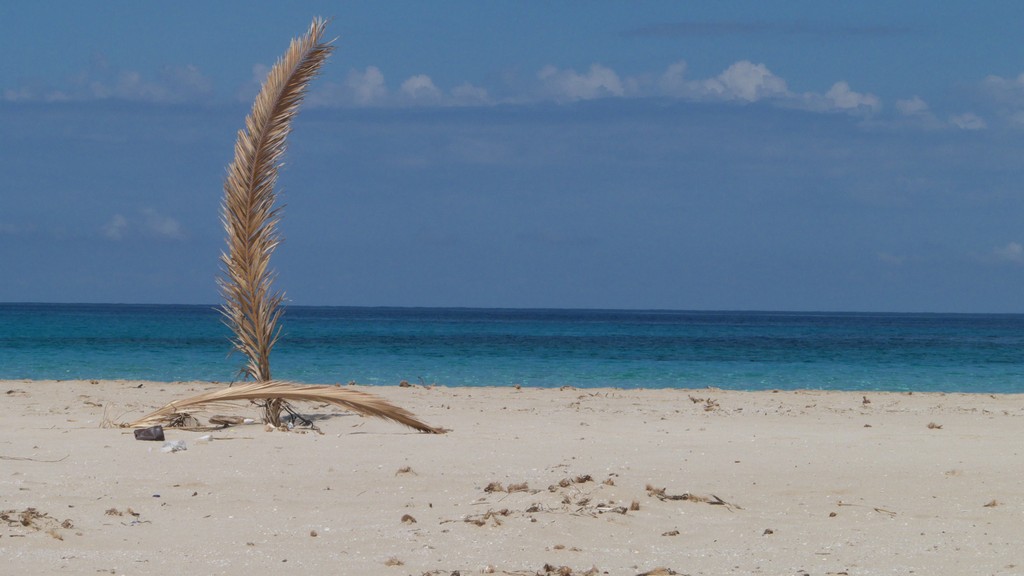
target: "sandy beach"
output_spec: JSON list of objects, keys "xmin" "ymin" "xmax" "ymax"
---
[{"xmin": 1, "ymin": 380, "xmax": 1022, "ymax": 575}]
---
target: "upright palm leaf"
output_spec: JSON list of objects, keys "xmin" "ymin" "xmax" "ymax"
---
[
  {"xmin": 129, "ymin": 18, "xmax": 440, "ymax": 433},
  {"xmin": 220, "ymin": 18, "xmax": 332, "ymax": 396}
]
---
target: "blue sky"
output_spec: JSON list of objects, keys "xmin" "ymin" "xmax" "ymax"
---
[{"xmin": 3, "ymin": 1, "xmax": 1024, "ymax": 312}]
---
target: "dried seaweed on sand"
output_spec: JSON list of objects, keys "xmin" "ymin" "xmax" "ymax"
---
[{"xmin": 645, "ymin": 484, "xmax": 741, "ymax": 511}]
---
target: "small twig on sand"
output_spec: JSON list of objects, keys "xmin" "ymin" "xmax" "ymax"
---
[
  {"xmin": 837, "ymin": 501, "xmax": 897, "ymax": 516},
  {"xmin": 0, "ymin": 454, "xmax": 69, "ymax": 463}
]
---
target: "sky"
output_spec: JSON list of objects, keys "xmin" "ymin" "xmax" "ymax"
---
[{"xmin": 3, "ymin": 1, "xmax": 1024, "ymax": 312}]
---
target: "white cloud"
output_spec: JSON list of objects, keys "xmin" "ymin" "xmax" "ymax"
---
[
  {"xmin": 657, "ymin": 60, "xmax": 689, "ymax": 95},
  {"xmin": 348, "ymin": 66, "xmax": 388, "ymax": 105},
  {"xmin": 823, "ymin": 81, "xmax": 881, "ymax": 113},
  {"xmin": 895, "ymin": 96, "xmax": 929, "ymax": 116},
  {"xmin": 977, "ymin": 73, "xmax": 1024, "ymax": 127},
  {"xmin": 451, "ymin": 82, "xmax": 490, "ymax": 105},
  {"xmin": 102, "ymin": 214, "xmax": 128, "ymax": 241},
  {"xmin": 993, "ymin": 242, "xmax": 1024, "ymax": 263},
  {"xmin": 142, "ymin": 208, "xmax": 184, "ymax": 239},
  {"xmin": 537, "ymin": 64, "xmax": 624, "ymax": 101},
  {"xmin": 981, "ymin": 73, "xmax": 1024, "ymax": 105},
  {"xmin": 892, "ymin": 95, "xmax": 949, "ymax": 129},
  {"xmin": 5, "ymin": 51, "xmax": 909, "ymax": 121},
  {"xmin": 792, "ymin": 81, "xmax": 880, "ymax": 115},
  {"xmin": 77, "ymin": 61, "xmax": 213, "ymax": 104},
  {"xmin": 3, "ymin": 87, "xmax": 36, "ymax": 102},
  {"xmin": 102, "ymin": 210, "xmax": 183, "ymax": 241},
  {"xmin": 699, "ymin": 60, "xmax": 789, "ymax": 102},
  {"xmin": 949, "ymin": 112, "xmax": 986, "ymax": 130},
  {"xmin": 4, "ymin": 56, "xmax": 213, "ymax": 104},
  {"xmin": 157, "ymin": 64, "xmax": 213, "ymax": 101},
  {"xmin": 306, "ymin": 66, "xmax": 390, "ymax": 108},
  {"xmin": 655, "ymin": 60, "xmax": 880, "ymax": 117},
  {"xmin": 400, "ymin": 74, "xmax": 443, "ymax": 103}
]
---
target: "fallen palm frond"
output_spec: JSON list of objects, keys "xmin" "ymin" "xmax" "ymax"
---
[
  {"xmin": 127, "ymin": 381, "xmax": 442, "ymax": 433},
  {"xmin": 219, "ymin": 17, "xmax": 332, "ymax": 423}
]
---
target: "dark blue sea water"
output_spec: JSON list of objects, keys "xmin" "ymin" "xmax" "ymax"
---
[{"xmin": 1, "ymin": 303, "xmax": 1023, "ymax": 393}]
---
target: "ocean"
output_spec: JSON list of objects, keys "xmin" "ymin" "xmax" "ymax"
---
[{"xmin": 1, "ymin": 303, "xmax": 1023, "ymax": 393}]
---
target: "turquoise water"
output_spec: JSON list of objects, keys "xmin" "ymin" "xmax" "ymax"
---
[{"xmin": 1, "ymin": 303, "xmax": 1023, "ymax": 393}]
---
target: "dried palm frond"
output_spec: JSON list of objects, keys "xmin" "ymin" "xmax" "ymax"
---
[
  {"xmin": 219, "ymin": 18, "xmax": 332, "ymax": 425},
  {"xmin": 220, "ymin": 17, "xmax": 332, "ymax": 385},
  {"xmin": 127, "ymin": 381, "xmax": 442, "ymax": 434}
]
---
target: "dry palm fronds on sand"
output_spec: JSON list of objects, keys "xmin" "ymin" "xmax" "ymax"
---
[
  {"xmin": 127, "ymin": 381, "xmax": 442, "ymax": 433},
  {"xmin": 127, "ymin": 19, "xmax": 438, "ymax": 434},
  {"xmin": 219, "ymin": 17, "xmax": 330, "ymax": 425},
  {"xmin": 199, "ymin": 17, "xmax": 436, "ymax": 432}
]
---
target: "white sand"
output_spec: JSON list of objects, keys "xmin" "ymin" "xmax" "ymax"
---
[{"xmin": 1, "ymin": 380, "xmax": 1022, "ymax": 575}]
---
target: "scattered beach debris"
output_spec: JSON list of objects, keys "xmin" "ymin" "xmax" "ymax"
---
[
  {"xmin": 104, "ymin": 508, "xmax": 140, "ymax": 518},
  {"xmin": 661, "ymin": 530, "xmax": 680, "ymax": 536},
  {"xmin": 984, "ymin": 499, "xmax": 999, "ymax": 507},
  {"xmin": 1, "ymin": 508, "xmax": 73, "ymax": 540},
  {"xmin": 395, "ymin": 466, "xmax": 416, "ymax": 476},
  {"xmin": 533, "ymin": 564, "xmax": 601, "ymax": 576},
  {"xmin": 456, "ymin": 472, "xmax": 645, "ymax": 527},
  {"xmin": 645, "ymin": 485, "xmax": 740, "ymax": 511},
  {"xmin": 551, "ymin": 475, "xmax": 593, "ymax": 491},
  {"xmin": 133, "ymin": 425, "xmax": 165, "ymax": 441},
  {"xmin": 166, "ymin": 412, "xmax": 201, "ymax": 428},
  {"xmin": 483, "ymin": 480, "xmax": 534, "ymax": 494},
  {"xmin": 161, "ymin": 440, "xmax": 187, "ymax": 453},
  {"xmin": 0, "ymin": 454, "xmax": 68, "ymax": 463},
  {"xmin": 636, "ymin": 568, "xmax": 680, "ymax": 576},
  {"xmin": 836, "ymin": 501, "xmax": 896, "ymax": 516},
  {"xmin": 460, "ymin": 508, "xmax": 511, "ymax": 527},
  {"xmin": 401, "ymin": 514, "xmax": 417, "ymax": 524},
  {"xmin": 209, "ymin": 415, "xmax": 247, "ymax": 427},
  {"xmin": 383, "ymin": 557, "xmax": 404, "ymax": 566},
  {"xmin": 927, "ymin": 422, "xmax": 943, "ymax": 429},
  {"xmin": 687, "ymin": 395, "xmax": 719, "ymax": 411}
]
